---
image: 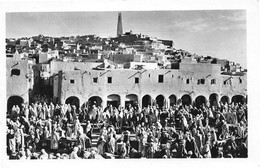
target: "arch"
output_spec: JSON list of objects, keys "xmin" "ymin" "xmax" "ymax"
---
[
  {"xmin": 142, "ymin": 94, "xmax": 152, "ymax": 108},
  {"xmin": 169, "ymin": 94, "xmax": 177, "ymax": 107},
  {"xmin": 195, "ymin": 95, "xmax": 207, "ymax": 108},
  {"xmin": 220, "ymin": 96, "xmax": 229, "ymax": 105},
  {"xmin": 181, "ymin": 94, "xmax": 192, "ymax": 106},
  {"xmin": 7, "ymin": 96, "xmax": 24, "ymax": 111},
  {"xmin": 125, "ymin": 94, "xmax": 138, "ymax": 107},
  {"xmin": 65, "ymin": 96, "xmax": 80, "ymax": 109},
  {"xmin": 88, "ymin": 96, "xmax": 103, "ymax": 107},
  {"xmin": 231, "ymin": 95, "xmax": 245, "ymax": 104},
  {"xmin": 156, "ymin": 94, "xmax": 165, "ymax": 108},
  {"xmin": 107, "ymin": 94, "xmax": 120, "ymax": 107},
  {"xmin": 209, "ymin": 93, "xmax": 219, "ymax": 107}
]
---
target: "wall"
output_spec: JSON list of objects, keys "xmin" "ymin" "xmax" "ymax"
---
[
  {"xmin": 39, "ymin": 51, "xmax": 59, "ymax": 63},
  {"xmin": 109, "ymin": 54, "xmax": 134, "ymax": 64},
  {"xmin": 39, "ymin": 53, "xmax": 49, "ymax": 63},
  {"xmin": 220, "ymin": 74, "xmax": 247, "ymax": 98},
  {"xmin": 133, "ymin": 55, "xmax": 143, "ymax": 62},
  {"xmin": 55, "ymin": 63, "xmax": 247, "ymax": 108},
  {"xmin": 6, "ymin": 59, "xmax": 30, "ymax": 104},
  {"xmin": 179, "ymin": 62, "xmax": 222, "ymax": 98},
  {"xmin": 50, "ymin": 60, "xmax": 103, "ymax": 75},
  {"xmin": 129, "ymin": 62, "xmax": 158, "ymax": 69},
  {"xmin": 180, "ymin": 62, "xmax": 221, "ymax": 73}
]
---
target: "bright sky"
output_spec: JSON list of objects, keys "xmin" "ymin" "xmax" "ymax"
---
[{"xmin": 6, "ymin": 10, "xmax": 246, "ymax": 68}]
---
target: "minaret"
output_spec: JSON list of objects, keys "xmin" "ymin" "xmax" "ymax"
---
[{"xmin": 117, "ymin": 12, "xmax": 123, "ymax": 37}]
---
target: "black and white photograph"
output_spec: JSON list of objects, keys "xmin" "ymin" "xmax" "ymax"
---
[{"xmin": 1, "ymin": 0, "xmax": 260, "ymax": 167}]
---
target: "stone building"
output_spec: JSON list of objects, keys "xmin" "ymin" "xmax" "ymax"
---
[
  {"xmin": 6, "ymin": 55, "xmax": 34, "ymax": 110},
  {"xmin": 52, "ymin": 57, "xmax": 247, "ymax": 109}
]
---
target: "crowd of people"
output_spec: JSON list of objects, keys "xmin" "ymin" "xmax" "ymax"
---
[{"xmin": 6, "ymin": 97, "xmax": 248, "ymax": 159}]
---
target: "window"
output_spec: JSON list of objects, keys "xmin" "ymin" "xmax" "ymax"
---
[
  {"xmin": 70, "ymin": 79, "xmax": 75, "ymax": 84},
  {"xmin": 224, "ymin": 81, "xmax": 227, "ymax": 85},
  {"xmin": 201, "ymin": 79, "xmax": 205, "ymax": 84},
  {"xmin": 158, "ymin": 75, "xmax": 164, "ymax": 83},
  {"xmin": 186, "ymin": 79, "xmax": 190, "ymax": 84},
  {"xmin": 211, "ymin": 79, "xmax": 216, "ymax": 85},
  {"xmin": 93, "ymin": 77, "xmax": 98, "ymax": 83},
  {"xmin": 135, "ymin": 77, "xmax": 139, "ymax": 83},
  {"xmin": 197, "ymin": 79, "xmax": 205, "ymax": 85},
  {"xmin": 7, "ymin": 55, "xmax": 13, "ymax": 58},
  {"xmin": 108, "ymin": 77, "xmax": 112, "ymax": 83},
  {"xmin": 148, "ymin": 74, "xmax": 150, "ymax": 78},
  {"xmin": 239, "ymin": 78, "xmax": 242, "ymax": 83},
  {"xmin": 11, "ymin": 69, "xmax": 20, "ymax": 76},
  {"xmin": 172, "ymin": 75, "xmax": 174, "ymax": 78}
]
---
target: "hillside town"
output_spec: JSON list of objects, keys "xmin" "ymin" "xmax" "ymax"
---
[{"xmin": 6, "ymin": 13, "xmax": 247, "ymax": 159}]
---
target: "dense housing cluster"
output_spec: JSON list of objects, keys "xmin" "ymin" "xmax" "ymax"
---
[{"xmin": 6, "ymin": 32, "xmax": 247, "ymax": 110}]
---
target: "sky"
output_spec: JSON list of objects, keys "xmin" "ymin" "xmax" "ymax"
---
[{"xmin": 6, "ymin": 10, "xmax": 247, "ymax": 68}]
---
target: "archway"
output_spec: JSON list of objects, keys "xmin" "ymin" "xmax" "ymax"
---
[
  {"xmin": 169, "ymin": 94, "xmax": 177, "ymax": 107},
  {"xmin": 107, "ymin": 94, "xmax": 120, "ymax": 107},
  {"xmin": 209, "ymin": 93, "xmax": 219, "ymax": 107},
  {"xmin": 65, "ymin": 96, "xmax": 80, "ymax": 109},
  {"xmin": 156, "ymin": 95, "xmax": 165, "ymax": 108},
  {"xmin": 125, "ymin": 94, "xmax": 138, "ymax": 108},
  {"xmin": 231, "ymin": 95, "xmax": 245, "ymax": 104},
  {"xmin": 181, "ymin": 94, "xmax": 192, "ymax": 106},
  {"xmin": 195, "ymin": 95, "xmax": 206, "ymax": 108},
  {"xmin": 220, "ymin": 96, "xmax": 229, "ymax": 105},
  {"xmin": 142, "ymin": 95, "xmax": 152, "ymax": 108},
  {"xmin": 88, "ymin": 96, "xmax": 102, "ymax": 107},
  {"xmin": 7, "ymin": 96, "xmax": 24, "ymax": 111}
]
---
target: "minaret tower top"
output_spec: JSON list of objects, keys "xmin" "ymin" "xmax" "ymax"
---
[{"xmin": 116, "ymin": 12, "xmax": 123, "ymax": 37}]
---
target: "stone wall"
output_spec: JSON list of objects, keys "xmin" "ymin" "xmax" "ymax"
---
[{"xmin": 54, "ymin": 62, "xmax": 247, "ymax": 108}]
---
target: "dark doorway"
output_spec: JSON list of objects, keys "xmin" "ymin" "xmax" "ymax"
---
[
  {"xmin": 209, "ymin": 93, "xmax": 218, "ymax": 107},
  {"xmin": 195, "ymin": 96, "xmax": 206, "ymax": 108},
  {"xmin": 169, "ymin": 94, "xmax": 177, "ymax": 107},
  {"xmin": 88, "ymin": 96, "xmax": 102, "ymax": 107},
  {"xmin": 232, "ymin": 95, "xmax": 245, "ymax": 104},
  {"xmin": 125, "ymin": 94, "xmax": 138, "ymax": 108},
  {"xmin": 7, "ymin": 96, "xmax": 23, "ymax": 111},
  {"xmin": 142, "ymin": 95, "xmax": 151, "ymax": 108},
  {"xmin": 65, "ymin": 96, "xmax": 80, "ymax": 109},
  {"xmin": 156, "ymin": 95, "xmax": 165, "ymax": 108},
  {"xmin": 181, "ymin": 94, "xmax": 192, "ymax": 106},
  {"xmin": 107, "ymin": 94, "xmax": 120, "ymax": 107},
  {"xmin": 220, "ymin": 96, "xmax": 229, "ymax": 105}
]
